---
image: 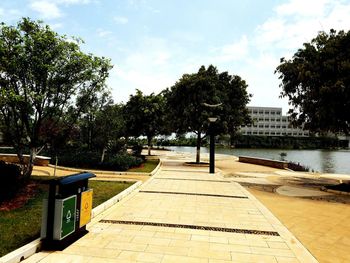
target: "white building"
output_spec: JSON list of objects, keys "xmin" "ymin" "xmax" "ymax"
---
[{"xmin": 240, "ymin": 106, "xmax": 309, "ymax": 137}]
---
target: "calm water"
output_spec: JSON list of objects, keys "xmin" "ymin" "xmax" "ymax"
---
[{"xmin": 166, "ymin": 146, "xmax": 350, "ymax": 174}]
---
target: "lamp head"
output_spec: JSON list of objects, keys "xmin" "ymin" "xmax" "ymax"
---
[{"xmin": 208, "ymin": 117, "xmax": 218, "ymax": 123}]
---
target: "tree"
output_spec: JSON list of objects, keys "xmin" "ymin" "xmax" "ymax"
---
[
  {"xmin": 93, "ymin": 103, "xmax": 126, "ymax": 162},
  {"xmin": 165, "ymin": 65, "xmax": 251, "ymax": 163},
  {"xmin": 276, "ymin": 29, "xmax": 350, "ymax": 135},
  {"xmin": 0, "ymin": 18, "xmax": 112, "ymax": 179},
  {"xmin": 124, "ymin": 90, "xmax": 167, "ymax": 155}
]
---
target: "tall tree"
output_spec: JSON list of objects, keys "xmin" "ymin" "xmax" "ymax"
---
[
  {"xmin": 93, "ymin": 103, "xmax": 126, "ymax": 162},
  {"xmin": 165, "ymin": 65, "xmax": 251, "ymax": 163},
  {"xmin": 0, "ymin": 18, "xmax": 112, "ymax": 179},
  {"xmin": 124, "ymin": 90, "xmax": 167, "ymax": 155},
  {"xmin": 276, "ymin": 29, "xmax": 350, "ymax": 135}
]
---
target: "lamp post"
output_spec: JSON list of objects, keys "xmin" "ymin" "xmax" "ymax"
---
[{"xmin": 208, "ymin": 117, "xmax": 217, "ymax": 174}]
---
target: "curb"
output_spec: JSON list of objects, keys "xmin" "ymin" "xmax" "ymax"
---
[
  {"xmin": 321, "ymin": 186, "xmax": 350, "ymax": 196},
  {"xmin": 0, "ymin": 181, "xmax": 143, "ymax": 263}
]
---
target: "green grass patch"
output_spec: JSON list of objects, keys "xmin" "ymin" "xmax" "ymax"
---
[
  {"xmin": 0, "ymin": 179, "xmax": 133, "ymax": 257},
  {"xmin": 127, "ymin": 158, "xmax": 159, "ymax": 173}
]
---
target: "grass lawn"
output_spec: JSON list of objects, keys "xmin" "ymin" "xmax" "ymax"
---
[
  {"xmin": 127, "ymin": 158, "xmax": 159, "ymax": 173},
  {"xmin": 0, "ymin": 179, "xmax": 133, "ymax": 257}
]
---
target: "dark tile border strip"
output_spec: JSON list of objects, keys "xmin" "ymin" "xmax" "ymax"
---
[
  {"xmin": 155, "ymin": 178, "xmax": 231, "ymax": 183},
  {"xmin": 99, "ymin": 219, "xmax": 279, "ymax": 236},
  {"xmin": 139, "ymin": 190, "xmax": 248, "ymax": 199}
]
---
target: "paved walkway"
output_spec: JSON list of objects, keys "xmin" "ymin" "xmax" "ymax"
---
[{"xmin": 25, "ymin": 154, "xmax": 318, "ymax": 263}]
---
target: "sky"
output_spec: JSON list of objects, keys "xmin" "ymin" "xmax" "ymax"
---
[{"xmin": 1, "ymin": 0, "xmax": 350, "ymax": 114}]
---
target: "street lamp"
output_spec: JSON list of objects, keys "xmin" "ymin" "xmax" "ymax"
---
[{"xmin": 208, "ymin": 117, "xmax": 217, "ymax": 174}]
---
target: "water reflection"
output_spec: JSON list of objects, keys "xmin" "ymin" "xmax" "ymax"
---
[
  {"xmin": 320, "ymin": 151, "xmax": 335, "ymax": 173},
  {"xmin": 166, "ymin": 146, "xmax": 350, "ymax": 174}
]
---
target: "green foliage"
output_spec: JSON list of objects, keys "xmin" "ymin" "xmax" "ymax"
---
[
  {"xmin": 55, "ymin": 150, "xmax": 142, "ymax": 171},
  {"xmin": 276, "ymin": 29, "xmax": 350, "ymax": 134},
  {"xmin": 127, "ymin": 159, "xmax": 159, "ymax": 173},
  {"xmin": 124, "ymin": 90, "xmax": 168, "ymax": 155},
  {"xmin": 0, "ymin": 161, "xmax": 22, "ymax": 202},
  {"xmin": 0, "ymin": 18, "xmax": 112, "ymax": 178},
  {"xmin": 232, "ymin": 135, "xmax": 347, "ymax": 149},
  {"xmin": 165, "ymin": 65, "xmax": 251, "ymax": 162}
]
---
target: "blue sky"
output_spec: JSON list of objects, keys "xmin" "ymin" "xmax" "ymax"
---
[{"xmin": 1, "ymin": 0, "xmax": 350, "ymax": 113}]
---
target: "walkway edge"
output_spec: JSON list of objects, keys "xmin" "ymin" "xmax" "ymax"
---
[
  {"xmin": 0, "ymin": 181, "xmax": 143, "ymax": 263},
  {"xmin": 240, "ymin": 186, "xmax": 319, "ymax": 262}
]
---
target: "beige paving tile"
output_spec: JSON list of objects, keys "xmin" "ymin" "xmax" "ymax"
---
[
  {"xmin": 161, "ymin": 255, "xmax": 208, "ymax": 263},
  {"xmin": 231, "ymin": 252, "xmax": 278, "ymax": 262}
]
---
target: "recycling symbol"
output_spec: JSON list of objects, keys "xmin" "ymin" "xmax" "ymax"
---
[{"xmin": 66, "ymin": 210, "xmax": 71, "ymax": 223}]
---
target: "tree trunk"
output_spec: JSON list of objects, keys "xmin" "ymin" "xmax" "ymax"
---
[
  {"xmin": 23, "ymin": 147, "xmax": 36, "ymax": 179},
  {"xmin": 100, "ymin": 147, "xmax": 107, "ymax": 163},
  {"xmin": 196, "ymin": 133, "xmax": 201, "ymax": 163},
  {"xmin": 147, "ymin": 136, "xmax": 152, "ymax": 156}
]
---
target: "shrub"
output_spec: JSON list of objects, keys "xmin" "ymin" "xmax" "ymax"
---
[
  {"xmin": 55, "ymin": 150, "xmax": 142, "ymax": 171},
  {"xmin": 0, "ymin": 161, "xmax": 22, "ymax": 202},
  {"xmin": 98, "ymin": 154, "xmax": 143, "ymax": 171},
  {"xmin": 131, "ymin": 144, "xmax": 143, "ymax": 157},
  {"xmin": 287, "ymin": 161, "xmax": 309, "ymax": 172}
]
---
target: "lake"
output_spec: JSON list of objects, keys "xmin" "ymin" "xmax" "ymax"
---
[{"xmin": 166, "ymin": 146, "xmax": 350, "ymax": 174}]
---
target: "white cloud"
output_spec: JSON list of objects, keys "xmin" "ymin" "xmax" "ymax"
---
[
  {"xmin": 29, "ymin": 0, "xmax": 96, "ymax": 20},
  {"xmin": 274, "ymin": 0, "xmax": 330, "ymax": 17},
  {"xmin": 30, "ymin": 0, "xmax": 62, "ymax": 19},
  {"xmin": 214, "ymin": 35, "xmax": 249, "ymax": 62},
  {"xmin": 57, "ymin": 0, "xmax": 91, "ymax": 4},
  {"xmin": 97, "ymin": 29, "xmax": 112, "ymax": 37},
  {"xmin": 113, "ymin": 16, "xmax": 128, "ymax": 25},
  {"xmin": 255, "ymin": 0, "xmax": 350, "ymax": 53}
]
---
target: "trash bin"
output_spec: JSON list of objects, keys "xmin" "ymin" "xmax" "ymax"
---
[{"xmin": 41, "ymin": 172, "xmax": 96, "ymax": 250}]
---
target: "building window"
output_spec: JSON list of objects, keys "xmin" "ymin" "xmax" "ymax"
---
[
  {"xmin": 271, "ymin": 118, "xmax": 275, "ymax": 121},
  {"xmin": 276, "ymin": 125, "xmax": 280, "ymax": 128},
  {"xmin": 259, "ymin": 125, "xmax": 264, "ymax": 128},
  {"xmin": 271, "ymin": 125, "xmax": 275, "ymax": 128},
  {"xmin": 271, "ymin": 111, "xmax": 275, "ymax": 115},
  {"xmin": 259, "ymin": 118, "xmax": 264, "ymax": 121}
]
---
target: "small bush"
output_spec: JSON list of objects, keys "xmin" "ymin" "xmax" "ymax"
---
[
  {"xmin": 55, "ymin": 150, "xmax": 142, "ymax": 171},
  {"xmin": 288, "ymin": 161, "xmax": 309, "ymax": 172},
  {"xmin": 0, "ymin": 161, "xmax": 22, "ymax": 202},
  {"xmin": 131, "ymin": 144, "xmax": 143, "ymax": 157},
  {"xmin": 98, "ymin": 154, "xmax": 143, "ymax": 171}
]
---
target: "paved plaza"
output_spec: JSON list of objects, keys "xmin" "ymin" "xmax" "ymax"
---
[{"xmin": 24, "ymin": 156, "xmax": 318, "ymax": 263}]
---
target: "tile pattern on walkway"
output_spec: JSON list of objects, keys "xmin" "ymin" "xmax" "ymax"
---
[{"xmin": 24, "ymin": 160, "xmax": 318, "ymax": 263}]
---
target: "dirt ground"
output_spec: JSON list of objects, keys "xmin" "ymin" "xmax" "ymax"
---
[{"xmin": 216, "ymin": 157, "xmax": 350, "ymax": 263}]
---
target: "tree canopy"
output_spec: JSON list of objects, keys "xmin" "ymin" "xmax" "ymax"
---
[
  {"xmin": 276, "ymin": 29, "xmax": 350, "ymax": 135},
  {"xmin": 0, "ymin": 18, "xmax": 112, "ymax": 178},
  {"xmin": 124, "ymin": 90, "xmax": 167, "ymax": 155},
  {"xmin": 165, "ymin": 65, "xmax": 251, "ymax": 162}
]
